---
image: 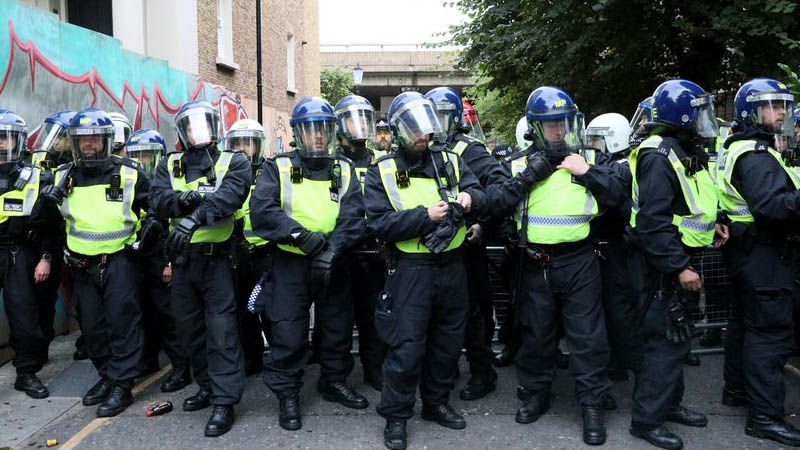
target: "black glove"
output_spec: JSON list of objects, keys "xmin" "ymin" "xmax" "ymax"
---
[
  {"xmin": 42, "ymin": 184, "xmax": 67, "ymax": 205},
  {"xmin": 295, "ymin": 230, "xmax": 327, "ymax": 257},
  {"xmin": 134, "ymin": 216, "xmax": 164, "ymax": 254},
  {"xmin": 515, "ymin": 153, "xmax": 554, "ymax": 189},
  {"xmin": 165, "ymin": 207, "xmax": 206, "ymax": 257},
  {"xmin": 421, "ymin": 202, "xmax": 464, "ymax": 254},
  {"xmin": 311, "ymin": 246, "xmax": 337, "ymax": 287},
  {"xmin": 178, "ymin": 190, "xmax": 203, "ymax": 214},
  {"xmin": 664, "ymin": 297, "xmax": 692, "ymax": 344}
]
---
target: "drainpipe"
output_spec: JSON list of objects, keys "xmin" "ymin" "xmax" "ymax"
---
[{"xmin": 256, "ymin": 0, "xmax": 263, "ymax": 125}]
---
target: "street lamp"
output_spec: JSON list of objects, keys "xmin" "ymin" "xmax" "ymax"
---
[{"xmin": 353, "ymin": 63, "xmax": 363, "ymax": 95}]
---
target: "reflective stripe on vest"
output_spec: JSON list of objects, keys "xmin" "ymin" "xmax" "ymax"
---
[
  {"xmin": 716, "ymin": 139, "xmax": 800, "ymax": 224},
  {"xmin": 377, "ymin": 154, "xmax": 466, "ymax": 253},
  {"xmin": 57, "ymin": 165, "xmax": 138, "ymax": 255},
  {"xmin": 168, "ymin": 151, "xmax": 235, "ymax": 244},
  {"xmin": 275, "ymin": 157, "xmax": 352, "ymax": 255},
  {"xmin": 0, "ymin": 166, "xmax": 41, "ymax": 224},
  {"xmin": 452, "ymin": 140, "xmax": 469, "ymax": 157},
  {"xmin": 629, "ymin": 136, "xmax": 718, "ymax": 247},
  {"xmin": 510, "ymin": 155, "xmax": 597, "ymax": 244}
]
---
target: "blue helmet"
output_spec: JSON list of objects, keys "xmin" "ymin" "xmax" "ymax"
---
[
  {"xmin": 126, "ymin": 128, "xmax": 165, "ymax": 176},
  {"xmin": 423, "ymin": 87, "xmax": 463, "ymax": 138},
  {"xmin": 734, "ymin": 78, "xmax": 795, "ymax": 138},
  {"xmin": 68, "ymin": 107, "xmax": 114, "ymax": 169},
  {"xmin": 174, "ymin": 100, "xmax": 220, "ymax": 150},
  {"xmin": 388, "ymin": 92, "xmax": 442, "ymax": 151},
  {"xmin": 334, "ymin": 95, "xmax": 375, "ymax": 143},
  {"xmin": 650, "ymin": 80, "xmax": 718, "ymax": 138},
  {"xmin": 32, "ymin": 110, "xmax": 76, "ymax": 159},
  {"xmin": 630, "ymin": 96, "xmax": 654, "ymax": 130},
  {"xmin": 525, "ymin": 86, "xmax": 583, "ymax": 158},
  {"xmin": 0, "ymin": 109, "xmax": 27, "ymax": 163},
  {"xmin": 290, "ymin": 96, "xmax": 336, "ymax": 158}
]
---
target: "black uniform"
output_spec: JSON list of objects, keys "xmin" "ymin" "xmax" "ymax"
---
[
  {"xmin": 365, "ymin": 148, "xmax": 486, "ymax": 421},
  {"xmin": 249, "ymin": 152, "xmax": 365, "ymax": 397},
  {"xmin": 0, "ymin": 162, "xmax": 60, "ymax": 375},
  {"xmin": 150, "ymin": 147, "xmax": 250, "ymax": 405}
]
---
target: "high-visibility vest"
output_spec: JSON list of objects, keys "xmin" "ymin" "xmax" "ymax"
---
[
  {"xmin": 31, "ymin": 151, "xmax": 56, "ymax": 172},
  {"xmin": 353, "ymin": 149, "xmax": 387, "ymax": 194},
  {"xmin": 629, "ymin": 136, "xmax": 718, "ymax": 247},
  {"xmin": 275, "ymin": 156, "xmax": 352, "ymax": 255},
  {"xmin": 55, "ymin": 164, "xmax": 139, "ymax": 255},
  {"xmin": 167, "ymin": 152, "xmax": 235, "ymax": 244},
  {"xmin": 242, "ymin": 185, "xmax": 269, "ymax": 247},
  {"xmin": 716, "ymin": 139, "xmax": 800, "ymax": 224},
  {"xmin": 377, "ymin": 152, "xmax": 466, "ymax": 253},
  {"xmin": 0, "ymin": 165, "xmax": 41, "ymax": 224}
]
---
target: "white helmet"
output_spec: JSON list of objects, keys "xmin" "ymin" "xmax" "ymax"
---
[
  {"xmin": 107, "ymin": 111, "xmax": 132, "ymax": 151},
  {"xmin": 224, "ymin": 118, "xmax": 268, "ymax": 164},
  {"xmin": 515, "ymin": 116, "xmax": 532, "ymax": 151},
  {"xmin": 584, "ymin": 113, "xmax": 632, "ymax": 154}
]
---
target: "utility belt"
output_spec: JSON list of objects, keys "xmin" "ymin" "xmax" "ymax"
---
[
  {"xmin": 185, "ymin": 240, "xmax": 231, "ymax": 257},
  {"xmin": 64, "ymin": 249, "xmax": 114, "ymax": 269},
  {"xmin": 523, "ymin": 238, "xmax": 591, "ymax": 262},
  {"xmin": 395, "ymin": 247, "xmax": 463, "ymax": 265},
  {"xmin": 248, "ymin": 241, "xmax": 275, "ymax": 258}
]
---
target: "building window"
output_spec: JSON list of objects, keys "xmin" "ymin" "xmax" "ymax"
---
[
  {"xmin": 287, "ymin": 33, "xmax": 296, "ymax": 94},
  {"xmin": 67, "ymin": 0, "xmax": 113, "ymax": 36},
  {"xmin": 216, "ymin": 0, "xmax": 238, "ymax": 70}
]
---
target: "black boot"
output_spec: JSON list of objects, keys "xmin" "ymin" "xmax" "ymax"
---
[
  {"xmin": 420, "ymin": 403, "xmax": 466, "ymax": 430},
  {"xmin": 602, "ymin": 393, "xmax": 617, "ymax": 411},
  {"xmin": 515, "ymin": 392, "xmax": 550, "ymax": 424},
  {"xmin": 205, "ymin": 405, "xmax": 235, "ymax": 437},
  {"xmin": 699, "ymin": 328, "xmax": 721, "ymax": 347},
  {"xmin": 182, "ymin": 387, "xmax": 212, "ymax": 411},
  {"xmin": 160, "ymin": 366, "xmax": 192, "ymax": 393},
  {"xmin": 460, "ymin": 369, "xmax": 497, "ymax": 401},
  {"xmin": 96, "ymin": 385, "xmax": 133, "ymax": 417},
  {"xmin": 14, "ymin": 373, "xmax": 49, "ymax": 399},
  {"xmin": 630, "ymin": 424, "xmax": 683, "ymax": 450},
  {"xmin": 665, "ymin": 404, "xmax": 707, "ymax": 427},
  {"xmin": 493, "ymin": 346, "xmax": 516, "ymax": 367},
  {"xmin": 582, "ymin": 406, "xmax": 607, "ymax": 445},
  {"xmin": 279, "ymin": 395, "xmax": 302, "ymax": 430},
  {"xmin": 683, "ymin": 353, "xmax": 700, "ymax": 366},
  {"xmin": 721, "ymin": 384, "xmax": 746, "ymax": 407},
  {"xmin": 384, "ymin": 420, "xmax": 407, "ymax": 450},
  {"xmin": 318, "ymin": 380, "xmax": 368, "ymax": 409},
  {"xmin": 82, "ymin": 377, "xmax": 113, "ymax": 406},
  {"xmin": 746, "ymin": 413, "xmax": 800, "ymax": 447}
]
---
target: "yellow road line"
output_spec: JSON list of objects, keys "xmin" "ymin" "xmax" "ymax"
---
[{"xmin": 59, "ymin": 364, "xmax": 172, "ymax": 450}]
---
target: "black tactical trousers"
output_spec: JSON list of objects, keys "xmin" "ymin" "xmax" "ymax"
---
[
  {"xmin": 376, "ymin": 251, "xmax": 468, "ymax": 421},
  {"xmin": 723, "ymin": 242, "xmax": 793, "ymax": 419},
  {"xmin": 139, "ymin": 253, "xmax": 186, "ymax": 370},
  {"xmin": 515, "ymin": 246, "xmax": 610, "ymax": 407},
  {"xmin": 262, "ymin": 250, "xmax": 354, "ymax": 397},
  {"xmin": 598, "ymin": 241, "xmax": 639, "ymax": 372},
  {"xmin": 463, "ymin": 243, "xmax": 495, "ymax": 378},
  {"xmin": 171, "ymin": 248, "xmax": 244, "ymax": 405},
  {"xmin": 70, "ymin": 250, "xmax": 143, "ymax": 388},
  {"xmin": 34, "ymin": 250, "xmax": 62, "ymax": 350},
  {"xmin": 1, "ymin": 243, "xmax": 49, "ymax": 374},
  {"xmin": 236, "ymin": 245, "xmax": 273, "ymax": 373},
  {"xmin": 346, "ymin": 251, "xmax": 387, "ymax": 379}
]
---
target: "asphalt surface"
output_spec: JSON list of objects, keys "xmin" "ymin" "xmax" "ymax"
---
[{"xmin": 2, "ymin": 333, "xmax": 799, "ymax": 449}]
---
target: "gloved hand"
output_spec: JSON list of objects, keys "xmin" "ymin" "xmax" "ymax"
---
[
  {"xmin": 41, "ymin": 184, "xmax": 67, "ymax": 205},
  {"xmin": 295, "ymin": 230, "xmax": 327, "ymax": 257},
  {"xmin": 311, "ymin": 246, "xmax": 337, "ymax": 287},
  {"xmin": 515, "ymin": 152, "xmax": 554, "ymax": 189},
  {"xmin": 421, "ymin": 202, "xmax": 464, "ymax": 254},
  {"xmin": 165, "ymin": 207, "xmax": 206, "ymax": 258},
  {"xmin": 133, "ymin": 216, "xmax": 164, "ymax": 254},
  {"xmin": 664, "ymin": 297, "xmax": 692, "ymax": 344},
  {"xmin": 178, "ymin": 190, "xmax": 203, "ymax": 214}
]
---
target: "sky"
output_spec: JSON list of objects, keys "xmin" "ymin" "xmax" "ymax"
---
[{"xmin": 318, "ymin": 0, "xmax": 468, "ymax": 48}]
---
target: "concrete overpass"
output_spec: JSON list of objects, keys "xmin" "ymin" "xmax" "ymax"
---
[{"xmin": 321, "ymin": 44, "xmax": 476, "ymax": 118}]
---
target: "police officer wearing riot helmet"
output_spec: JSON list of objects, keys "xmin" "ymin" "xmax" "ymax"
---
[
  {"xmin": 488, "ymin": 86, "xmax": 626, "ymax": 446},
  {"xmin": 334, "ymin": 94, "xmax": 388, "ymax": 391},
  {"xmin": 250, "ymin": 96, "xmax": 367, "ymax": 431},
  {"xmin": 365, "ymin": 91, "xmax": 486, "ymax": 450},
  {"xmin": 0, "ymin": 109, "xmax": 60, "ymax": 399},
  {"xmin": 375, "ymin": 116, "xmax": 393, "ymax": 152},
  {"xmin": 424, "ymin": 86, "xmax": 504, "ymax": 401},
  {"xmin": 108, "ymin": 112, "xmax": 132, "ymax": 158},
  {"xmin": 717, "ymin": 78, "xmax": 800, "ymax": 447},
  {"xmin": 42, "ymin": 107, "xmax": 150, "ymax": 417},
  {"xmin": 125, "ymin": 128, "xmax": 191, "ymax": 393},
  {"xmin": 626, "ymin": 80, "xmax": 726, "ymax": 449},
  {"xmin": 629, "ymin": 96, "xmax": 654, "ymax": 149},
  {"xmin": 149, "ymin": 101, "xmax": 249, "ymax": 436}
]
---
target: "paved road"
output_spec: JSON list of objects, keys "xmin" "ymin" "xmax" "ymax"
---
[{"xmin": 2, "ymin": 333, "xmax": 799, "ymax": 449}]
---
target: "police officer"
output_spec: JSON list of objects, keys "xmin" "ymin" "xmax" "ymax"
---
[
  {"xmin": 365, "ymin": 92, "xmax": 485, "ymax": 450},
  {"xmin": 149, "ymin": 101, "xmax": 249, "ymax": 436},
  {"xmin": 42, "ymin": 107, "xmax": 149, "ymax": 417},
  {"xmin": 125, "ymin": 128, "xmax": 190, "ymax": 392},
  {"xmin": 717, "ymin": 78, "xmax": 800, "ymax": 447},
  {"xmin": 584, "ymin": 113, "xmax": 637, "ymax": 382},
  {"xmin": 334, "ymin": 94, "xmax": 387, "ymax": 391},
  {"xmin": 375, "ymin": 117, "xmax": 393, "ymax": 153},
  {"xmin": 626, "ymin": 80, "xmax": 722, "ymax": 449},
  {"xmin": 0, "ymin": 109, "xmax": 59, "ymax": 399},
  {"xmin": 488, "ymin": 86, "xmax": 625, "ymax": 445},
  {"xmin": 629, "ymin": 96, "xmax": 654, "ymax": 149},
  {"xmin": 424, "ymin": 87, "xmax": 504, "ymax": 401},
  {"xmin": 250, "ymin": 96, "xmax": 367, "ymax": 431},
  {"xmin": 108, "ymin": 112, "xmax": 132, "ymax": 157}
]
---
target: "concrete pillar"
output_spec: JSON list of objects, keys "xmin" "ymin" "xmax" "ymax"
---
[{"xmin": 112, "ymin": 0, "xmax": 145, "ymax": 54}]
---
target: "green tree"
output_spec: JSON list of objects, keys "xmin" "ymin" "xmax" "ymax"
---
[
  {"xmin": 448, "ymin": 0, "xmax": 800, "ymax": 140},
  {"xmin": 779, "ymin": 63, "xmax": 800, "ymax": 96},
  {"xmin": 320, "ymin": 67, "xmax": 354, "ymax": 106}
]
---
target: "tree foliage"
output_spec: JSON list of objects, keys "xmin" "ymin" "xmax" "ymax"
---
[
  {"xmin": 449, "ymin": 0, "xmax": 800, "ymax": 140},
  {"xmin": 320, "ymin": 67, "xmax": 354, "ymax": 106}
]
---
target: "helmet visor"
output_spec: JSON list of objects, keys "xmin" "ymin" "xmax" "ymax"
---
[
  {"xmin": 530, "ymin": 114, "xmax": 583, "ymax": 157},
  {"xmin": 464, "ymin": 110, "xmax": 486, "ymax": 141},
  {"xmin": 336, "ymin": 106, "xmax": 375, "ymax": 142},
  {"xmin": 0, "ymin": 127, "xmax": 25, "ymax": 162},
  {"xmin": 32, "ymin": 122, "xmax": 71, "ymax": 156},
  {"xmin": 126, "ymin": 144, "xmax": 162, "ymax": 176},
  {"xmin": 391, "ymin": 99, "xmax": 443, "ymax": 149},
  {"xmin": 293, "ymin": 120, "xmax": 335, "ymax": 158},
  {"xmin": 584, "ymin": 127, "xmax": 612, "ymax": 153},
  {"xmin": 753, "ymin": 93, "xmax": 795, "ymax": 137},
  {"xmin": 69, "ymin": 127, "xmax": 113, "ymax": 168},
  {"xmin": 112, "ymin": 121, "xmax": 132, "ymax": 149},
  {"xmin": 692, "ymin": 96, "xmax": 719, "ymax": 138},
  {"xmin": 432, "ymin": 101, "xmax": 457, "ymax": 138},
  {"xmin": 630, "ymin": 105, "xmax": 653, "ymax": 130},
  {"xmin": 225, "ymin": 130, "xmax": 267, "ymax": 164},
  {"xmin": 176, "ymin": 109, "xmax": 220, "ymax": 149}
]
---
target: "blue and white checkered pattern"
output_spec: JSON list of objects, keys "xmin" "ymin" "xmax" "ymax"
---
[{"xmin": 528, "ymin": 215, "xmax": 591, "ymax": 226}]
